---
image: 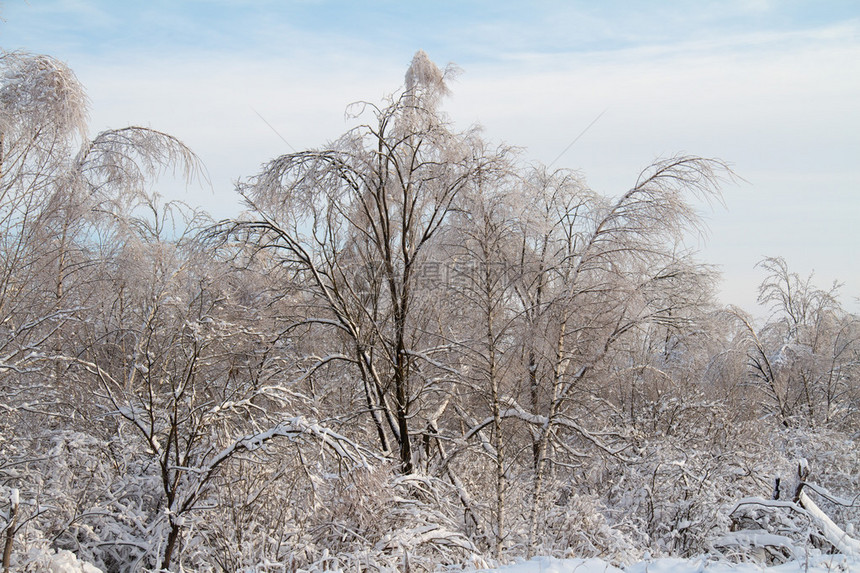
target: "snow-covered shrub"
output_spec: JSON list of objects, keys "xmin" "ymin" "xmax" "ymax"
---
[
  {"xmin": 584, "ymin": 416, "xmax": 789, "ymax": 558},
  {"xmin": 294, "ymin": 468, "xmax": 482, "ymax": 572},
  {"xmin": 778, "ymin": 428, "xmax": 860, "ymax": 532},
  {"xmin": 0, "ymin": 426, "xmax": 163, "ymax": 572},
  {"xmin": 16, "ymin": 548, "xmax": 103, "ymax": 573},
  {"xmin": 531, "ymin": 489, "xmax": 641, "ymax": 564},
  {"xmin": 703, "ymin": 426, "xmax": 860, "ymax": 565}
]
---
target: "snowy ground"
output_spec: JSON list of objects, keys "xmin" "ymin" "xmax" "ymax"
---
[
  {"xmin": 479, "ymin": 555, "xmax": 860, "ymax": 573},
  {"xmin": 33, "ymin": 550, "xmax": 860, "ymax": 573}
]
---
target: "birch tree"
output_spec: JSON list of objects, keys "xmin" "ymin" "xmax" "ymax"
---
[
  {"xmin": 732, "ymin": 257, "xmax": 860, "ymax": 427},
  {"xmin": 436, "ymin": 164, "xmax": 521, "ymax": 556},
  {"xmin": 502, "ymin": 159, "xmax": 728, "ymax": 556},
  {"xmin": 228, "ymin": 51, "xmax": 504, "ymax": 473},
  {"xmin": 0, "ymin": 51, "xmax": 199, "ymax": 407}
]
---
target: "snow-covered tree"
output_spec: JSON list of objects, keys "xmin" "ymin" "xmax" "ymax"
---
[
  {"xmin": 227, "ymin": 51, "xmax": 507, "ymax": 475},
  {"xmin": 730, "ymin": 257, "xmax": 859, "ymax": 427}
]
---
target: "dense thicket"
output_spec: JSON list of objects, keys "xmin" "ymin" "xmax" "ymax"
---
[{"xmin": 1, "ymin": 50, "xmax": 858, "ymax": 572}]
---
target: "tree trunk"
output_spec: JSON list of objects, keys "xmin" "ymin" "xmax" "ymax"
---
[
  {"xmin": 528, "ymin": 349, "xmax": 540, "ymax": 470},
  {"xmin": 526, "ymin": 420, "xmax": 551, "ymax": 558},
  {"xmin": 358, "ymin": 351, "xmax": 390, "ymax": 454},
  {"xmin": 161, "ymin": 521, "xmax": 181, "ymax": 572},
  {"xmin": 487, "ymin": 308, "xmax": 505, "ymax": 558},
  {"xmin": 527, "ymin": 320, "xmax": 567, "ymax": 557},
  {"xmin": 394, "ymin": 292, "xmax": 413, "ymax": 473},
  {"xmin": 394, "ymin": 345, "xmax": 413, "ymax": 473},
  {"xmin": 2, "ymin": 492, "xmax": 17, "ymax": 573}
]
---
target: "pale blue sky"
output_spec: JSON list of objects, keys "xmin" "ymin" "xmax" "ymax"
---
[
  {"xmin": 2, "ymin": 1, "xmax": 859, "ymax": 313},
  {"xmin": 4, "ymin": 2, "xmax": 858, "ymax": 58}
]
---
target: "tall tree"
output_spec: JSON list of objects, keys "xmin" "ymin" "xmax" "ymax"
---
[
  {"xmin": 228, "ymin": 51, "xmax": 504, "ymax": 473},
  {"xmin": 500, "ymin": 160, "xmax": 728, "ymax": 555}
]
